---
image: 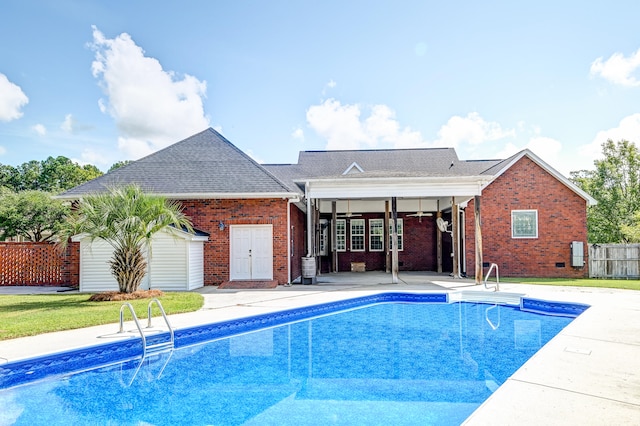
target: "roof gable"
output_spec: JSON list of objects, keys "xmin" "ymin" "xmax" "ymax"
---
[
  {"xmin": 343, "ymin": 162, "xmax": 364, "ymax": 175},
  {"xmin": 59, "ymin": 128, "xmax": 295, "ymax": 199},
  {"xmin": 486, "ymin": 149, "xmax": 596, "ymax": 205}
]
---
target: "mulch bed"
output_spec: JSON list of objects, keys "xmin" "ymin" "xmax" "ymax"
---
[{"xmin": 88, "ymin": 289, "xmax": 165, "ymax": 301}]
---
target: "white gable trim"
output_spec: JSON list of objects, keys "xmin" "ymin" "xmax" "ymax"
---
[
  {"xmin": 486, "ymin": 149, "xmax": 597, "ymax": 205},
  {"xmin": 343, "ymin": 162, "xmax": 364, "ymax": 175}
]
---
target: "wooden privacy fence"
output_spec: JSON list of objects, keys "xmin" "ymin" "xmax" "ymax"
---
[
  {"xmin": 0, "ymin": 242, "xmax": 79, "ymax": 286},
  {"xmin": 589, "ymin": 243, "xmax": 640, "ymax": 279}
]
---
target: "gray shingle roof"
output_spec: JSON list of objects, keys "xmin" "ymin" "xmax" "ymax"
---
[
  {"xmin": 59, "ymin": 128, "xmax": 294, "ymax": 198},
  {"xmin": 265, "ymin": 148, "xmax": 503, "ymax": 183}
]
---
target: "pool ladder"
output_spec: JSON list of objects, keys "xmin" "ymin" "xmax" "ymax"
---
[{"xmin": 119, "ymin": 298, "xmax": 175, "ymax": 358}]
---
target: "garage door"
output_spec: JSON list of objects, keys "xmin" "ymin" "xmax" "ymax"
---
[{"xmin": 230, "ymin": 225, "xmax": 273, "ymax": 280}]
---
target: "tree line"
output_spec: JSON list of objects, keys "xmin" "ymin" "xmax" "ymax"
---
[{"xmin": 0, "ymin": 156, "xmax": 130, "ymax": 242}]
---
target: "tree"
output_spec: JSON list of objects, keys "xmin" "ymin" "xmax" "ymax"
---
[
  {"xmin": 0, "ymin": 190, "xmax": 70, "ymax": 242},
  {"xmin": 0, "ymin": 156, "xmax": 103, "ymax": 193},
  {"xmin": 621, "ymin": 212, "xmax": 640, "ymax": 243},
  {"xmin": 39, "ymin": 156, "xmax": 102, "ymax": 192},
  {"xmin": 0, "ymin": 164, "xmax": 19, "ymax": 191},
  {"xmin": 571, "ymin": 139, "xmax": 640, "ymax": 243},
  {"xmin": 59, "ymin": 185, "xmax": 193, "ymax": 293},
  {"xmin": 108, "ymin": 160, "xmax": 132, "ymax": 172}
]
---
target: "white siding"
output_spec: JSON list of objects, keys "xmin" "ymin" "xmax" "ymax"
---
[
  {"xmin": 187, "ymin": 241, "xmax": 204, "ymax": 290},
  {"xmin": 79, "ymin": 238, "xmax": 118, "ymax": 292},
  {"xmin": 148, "ymin": 232, "xmax": 188, "ymax": 291}
]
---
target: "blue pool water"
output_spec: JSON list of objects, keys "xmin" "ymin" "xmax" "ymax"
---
[{"xmin": 0, "ymin": 293, "xmax": 587, "ymax": 425}]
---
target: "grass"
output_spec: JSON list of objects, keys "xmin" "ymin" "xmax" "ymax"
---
[
  {"xmin": 496, "ymin": 277, "xmax": 640, "ymax": 291},
  {"xmin": 0, "ymin": 292, "xmax": 204, "ymax": 340}
]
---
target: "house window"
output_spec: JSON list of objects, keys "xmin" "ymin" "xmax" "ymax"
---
[
  {"xmin": 512, "ymin": 210, "xmax": 538, "ymax": 238},
  {"xmin": 369, "ymin": 219, "xmax": 384, "ymax": 251},
  {"xmin": 350, "ymin": 219, "xmax": 365, "ymax": 251},
  {"xmin": 335, "ymin": 219, "xmax": 346, "ymax": 252},
  {"xmin": 389, "ymin": 218, "xmax": 403, "ymax": 251}
]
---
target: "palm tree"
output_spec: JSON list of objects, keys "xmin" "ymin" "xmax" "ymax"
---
[{"xmin": 60, "ymin": 184, "xmax": 193, "ymax": 293}]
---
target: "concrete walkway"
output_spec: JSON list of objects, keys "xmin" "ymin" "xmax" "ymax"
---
[{"xmin": 1, "ymin": 272, "xmax": 639, "ymax": 424}]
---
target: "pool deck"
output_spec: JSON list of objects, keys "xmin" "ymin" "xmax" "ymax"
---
[{"xmin": 1, "ymin": 272, "xmax": 640, "ymax": 424}]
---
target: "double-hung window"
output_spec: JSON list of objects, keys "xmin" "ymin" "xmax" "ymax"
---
[
  {"xmin": 335, "ymin": 219, "xmax": 346, "ymax": 251},
  {"xmin": 369, "ymin": 219, "xmax": 384, "ymax": 251},
  {"xmin": 350, "ymin": 219, "xmax": 365, "ymax": 251},
  {"xmin": 511, "ymin": 210, "xmax": 538, "ymax": 238},
  {"xmin": 389, "ymin": 218, "xmax": 403, "ymax": 251}
]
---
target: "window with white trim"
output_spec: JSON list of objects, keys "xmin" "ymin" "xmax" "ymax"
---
[
  {"xmin": 335, "ymin": 219, "xmax": 346, "ymax": 252},
  {"xmin": 369, "ymin": 219, "xmax": 384, "ymax": 251},
  {"xmin": 512, "ymin": 210, "xmax": 538, "ymax": 238},
  {"xmin": 350, "ymin": 219, "xmax": 365, "ymax": 251},
  {"xmin": 389, "ymin": 218, "xmax": 403, "ymax": 251}
]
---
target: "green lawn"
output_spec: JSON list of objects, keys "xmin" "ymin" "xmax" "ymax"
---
[
  {"xmin": 0, "ymin": 292, "xmax": 204, "ymax": 340},
  {"xmin": 497, "ymin": 277, "xmax": 640, "ymax": 291}
]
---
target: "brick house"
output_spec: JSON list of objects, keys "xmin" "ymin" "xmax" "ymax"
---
[{"xmin": 59, "ymin": 128, "xmax": 595, "ymax": 289}]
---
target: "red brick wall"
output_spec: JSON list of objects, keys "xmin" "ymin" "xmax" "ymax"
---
[
  {"xmin": 180, "ymin": 198, "xmax": 290, "ymax": 285},
  {"xmin": 0, "ymin": 242, "xmax": 79, "ymax": 286},
  {"xmin": 328, "ymin": 213, "xmax": 438, "ymax": 272},
  {"xmin": 465, "ymin": 156, "xmax": 589, "ymax": 278}
]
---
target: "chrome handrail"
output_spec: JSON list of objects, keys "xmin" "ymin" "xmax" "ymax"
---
[
  {"xmin": 119, "ymin": 303, "xmax": 147, "ymax": 357},
  {"xmin": 146, "ymin": 298, "xmax": 174, "ymax": 348},
  {"xmin": 484, "ymin": 263, "xmax": 500, "ymax": 291}
]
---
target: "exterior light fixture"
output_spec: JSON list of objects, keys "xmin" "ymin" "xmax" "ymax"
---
[{"xmin": 218, "ymin": 220, "xmax": 225, "ymax": 231}]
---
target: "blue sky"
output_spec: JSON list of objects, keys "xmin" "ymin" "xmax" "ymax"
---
[{"xmin": 1, "ymin": 1, "xmax": 639, "ymax": 175}]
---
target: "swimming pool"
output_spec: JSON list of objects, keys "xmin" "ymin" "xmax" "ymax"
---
[{"xmin": 0, "ymin": 292, "xmax": 588, "ymax": 425}]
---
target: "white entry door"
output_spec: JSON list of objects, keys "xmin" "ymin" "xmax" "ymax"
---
[{"xmin": 230, "ymin": 225, "xmax": 273, "ymax": 280}]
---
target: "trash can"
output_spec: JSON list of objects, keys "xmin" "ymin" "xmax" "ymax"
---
[{"xmin": 301, "ymin": 257, "xmax": 316, "ymax": 284}]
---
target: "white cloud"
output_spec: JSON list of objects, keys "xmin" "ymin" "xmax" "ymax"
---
[
  {"xmin": 434, "ymin": 112, "xmax": 515, "ymax": 148},
  {"xmin": 61, "ymin": 114, "xmax": 74, "ymax": 132},
  {"xmin": 0, "ymin": 73, "xmax": 28, "ymax": 122},
  {"xmin": 291, "ymin": 127, "xmax": 304, "ymax": 141},
  {"xmin": 590, "ymin": 48, "xmax": 640, "ymax": 87},
  {"xmin": 494, "ymin": 136, "xmax": 568, "ymax": 174},
  {"xmin": 306, "ymin": 98, "xmax": 427, "ymax": 150},
  {"xmin": 245, "ymin": 149, "xmax": 265, "ymax": 164},
  {"xmin": 73, "ymin": 149, "xmax": 110, "ymax": 169},
  {"xmin": 321, "ymin": 79, "xmax": 337, "ymax": 96},
  {"xmin": 526, "ymin": 136, "xmax": 562, "ymax": 164},
  {"xmin": 0, "ymin": 146, "xmax": 6, "ymax": 155},
  {"xmin": 90, "ymin": 25, "xmax": 210, "ymax": 159},
  {"xmin": 307, "ymin": 99, "xmax": 369, "ymax": 149},
  {"xmin": 32, "ymin": 124, "xmax": 46, "ymax": 136},
  {"xmin": 580, "ymin": 113, "xmax": 640, "ymax": 162}
]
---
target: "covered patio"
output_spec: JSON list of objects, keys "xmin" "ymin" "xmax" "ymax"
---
[{"xmin": 300, "ymin": 172, "xmax": 493, "ymax": 285}]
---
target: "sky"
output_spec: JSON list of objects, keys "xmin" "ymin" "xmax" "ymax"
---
[{"xmin": 1, "ymin": 1, "xmax": 640, "ymax": 176}]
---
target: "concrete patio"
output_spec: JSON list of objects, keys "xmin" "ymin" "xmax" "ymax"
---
[{"xmin": 1, "ymin": 272, "xmax": 639, "ymax": 424}]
